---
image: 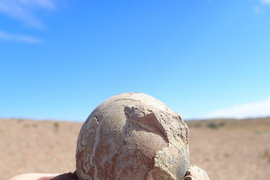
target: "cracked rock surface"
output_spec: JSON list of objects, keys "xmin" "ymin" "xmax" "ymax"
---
[{"xmin": 76, "ymin": 92, "xmax": 190, "ymax": 180}]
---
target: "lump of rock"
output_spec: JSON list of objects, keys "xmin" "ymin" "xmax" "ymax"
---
[
  {"xmin": 76, "ymin": 92, "xmax": 189, "ymax": 180},
  {"xmin": 183, "ymin": 165, "xmax": 210, "ymax": 180}
]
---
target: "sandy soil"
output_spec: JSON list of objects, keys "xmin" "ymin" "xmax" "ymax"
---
[{"xmin": 1, "ymin": 118, "xmax": 270, "ymax": 180}]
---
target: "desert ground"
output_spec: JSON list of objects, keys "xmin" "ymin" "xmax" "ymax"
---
[{"xmin": 0, "ymin": 117, "xmax": 270, "ymax": 180}]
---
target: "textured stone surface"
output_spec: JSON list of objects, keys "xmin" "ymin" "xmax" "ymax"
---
[
  {"xmin": 76, "ymin": 92, "xmax": 189, "ymax": 180},
  {"xmin": 183, "ymin": 165, "xmax": 210, "ymax": 180}
]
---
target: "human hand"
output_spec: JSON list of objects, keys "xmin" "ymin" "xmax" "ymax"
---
[{"xmin": 49, "ymin": 171, "xmax": 78, "ymax": 180}]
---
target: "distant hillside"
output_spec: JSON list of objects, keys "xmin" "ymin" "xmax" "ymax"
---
[{"xmin": 186, "ymin": 117, "xmax": 270, "ymax": 132}]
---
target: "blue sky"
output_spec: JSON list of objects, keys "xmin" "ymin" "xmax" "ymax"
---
[{"xmin": 0, "ymin": 0, "xmax": 270, "ymax": 121}]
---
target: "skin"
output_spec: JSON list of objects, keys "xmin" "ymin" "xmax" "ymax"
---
[
  {"xmin": 40, "ymin": 171, "xmax": 79, "ymax": 180},
  {"xmin": 10, "ymin": 166, "xmax": 209, "ymax": 180},
  {"xmin": 38, "ymin": 167, "xmax": 209, "ymax": 180}
]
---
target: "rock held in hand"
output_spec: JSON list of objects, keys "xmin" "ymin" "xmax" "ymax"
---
[{"xmin": 76, "ymin": 92, "xmax": 190, "ymax": 180}]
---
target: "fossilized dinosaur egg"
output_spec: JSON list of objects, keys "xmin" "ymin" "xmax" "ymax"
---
[{"xmin": 76, "ymin": 92, "xmax": 189, "ymax": 180}]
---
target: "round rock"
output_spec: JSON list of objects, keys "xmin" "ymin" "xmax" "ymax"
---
[{"xmin": 76, "ymin": 92, "xmax": 189, "ymax": 180}]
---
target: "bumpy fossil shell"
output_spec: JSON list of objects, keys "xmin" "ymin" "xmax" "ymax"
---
[{"xmin": 76, "ymin": 92, "xmax": 189, "ymax": 180}]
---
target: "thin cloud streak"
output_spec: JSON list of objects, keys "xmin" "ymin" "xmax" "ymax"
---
[
  {"xmin": 18, "ymin": 0, "xmax": 56, "ymax": 9},
  {"xmin": 261, "ymin": 0, "xmax": 270, "ymax": 4},
  {"xmin": 0, "ymin": 0, "xmax": 57, "ymax": 29},
  {"xmin": 203, "ymin": 98, "xmax": 270, "ymax": 119},
  {"xmin": 0, "ymin": 30, "xmax": 41, "ymax": 43}
]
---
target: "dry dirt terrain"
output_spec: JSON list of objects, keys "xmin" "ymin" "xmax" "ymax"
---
[{"xmin": 0, "ymin": 118, "xmax": 270, "ymax": 180}]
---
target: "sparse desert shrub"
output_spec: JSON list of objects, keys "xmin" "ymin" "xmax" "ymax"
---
[
  {"xmin": 54, "ymin": 122, "xmax": 59, "ymax": 132},
  {"xmin": 263, "ymin": 148, "xmax": 270, "ymax": 162},
  {"xmin": 207, "ymin": 123, "xmax": 219, "ymax": 129},
  {"xmin": 207, "ymin": 122, "xmax": 225, "ymax": 129}
]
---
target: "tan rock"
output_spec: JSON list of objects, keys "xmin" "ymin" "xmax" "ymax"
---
[
  {"xmin": 183, "ymin": 165, "xmax": 210, "ymax": 180},
  {"xmin": 76, "ymin": 92, "xmax": 190, "ymax": 180}
]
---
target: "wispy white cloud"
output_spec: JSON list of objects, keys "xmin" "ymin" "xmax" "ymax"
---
[
  {"xmin": 18, "ymin": 0, "xmax": 56, "ymax": 9},
  {"xmin": 203, "ymin": 98, "xmax": 270, "ymax": 119},
  {"xmin": 254, "ymin": 0, "xmax": 270, "ymax": 14},
  {"xmin": 0, "ymin": 30, "xmax": 40, "ymax": 43},
  {"xmin": 0, "ymin": 0, "xmax": 57, "ymax": 29},
  {"xmin": 260, "ymin": 0, "xmax": 270, "ymax": 4},
  {"xmin": 0, "ymin": 0, "xmax": 62, "ymax": 43}
]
